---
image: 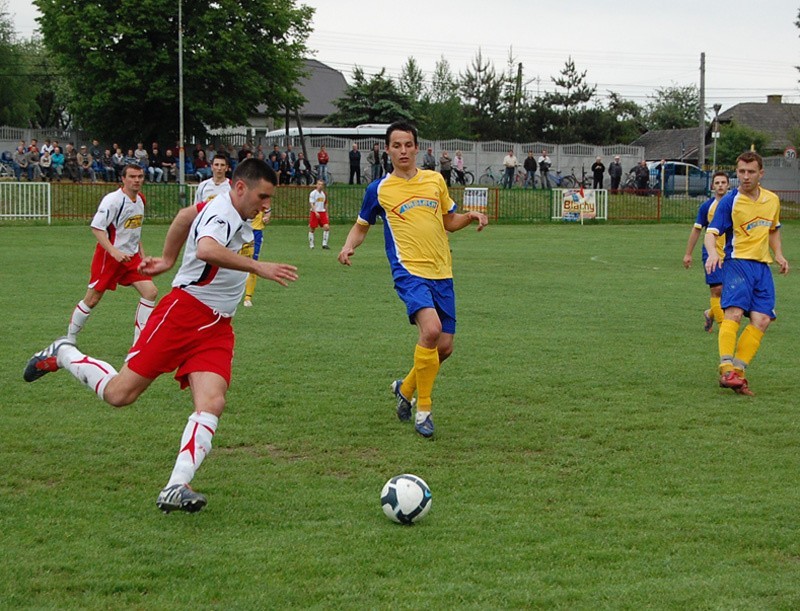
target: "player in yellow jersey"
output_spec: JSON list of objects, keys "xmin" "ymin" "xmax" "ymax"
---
[
  {"xmin": 338, "ymin": 121, "xmax": 488, "ymax": 438},
  {"xmin": 683, "ymin": 171, "xmax": 730, "ymax": 332},
  {"xmin": 243, "ymin": 206, "xmax": 272, "ymax": 307},
  {"xmin": 704, "ymin": 151, "xmax": 789, "ymax": 396}
]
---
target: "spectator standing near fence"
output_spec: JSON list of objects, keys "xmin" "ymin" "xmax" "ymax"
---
[
  {"xmin": 64, "ymin": 143, "xmax": 80, "ymax": 182},
  {"xmin": 134, "ymin": 142, "xmax": 149, "ymax": 173},
  {"xmin": 591, "ymin": 156, "xmax": 605, "ymax": 189},
  {"xmin": 101, "ymin": 149, "xmax": 116, "ymax": 182},
  {"xmin": 502, "ymin": 149, "xmax": 517, "ymax": 189},
  {"xmin": 704, "ymin": 152, "xmax": 789, "ymax": 397},
  {"xmin": 439, "ymin": 151, "xmax": 452, "ymax": 186},
  {"xmin": 368, "ymin": 143, "xmax": 382, "ymax": 182},
  {"xmin": 348, "ymin": 143, "xmax": 361, "ymax": 184},
  {"xmin": 523, "ymin": 151, "xmax": 537, "ymax": 188},
  {"xmin": 294, "ymin": 152, "xmax": 313, "ymax": 185},
  {"xmin": 538, "ymin": 150, "xmax": 552, "ymax": 189},
  {"xmin": 608, "ymin": 155, "xmax": 622, "ymax": 191},
  {"xmin": 634, "ymin": 160, "xmax": 650, "ymax": 191},
  {"xmin": 317, "ymin": 145, "xmax": 329, "ymax": 183},
  {"xmin": 422, "ymin": 146, "xmax": 436, "ymax": 171}
]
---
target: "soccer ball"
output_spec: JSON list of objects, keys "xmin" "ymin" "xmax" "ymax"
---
[{"xmin": 380, "ymin": 474, "xmax": 432, "ymax": 524}]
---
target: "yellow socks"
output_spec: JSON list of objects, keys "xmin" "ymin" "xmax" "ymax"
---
[
  {"xmin": 733, "ymin": 324, "xmax": 764, "ymax": 371},
  {"xmin": 244, "ymin": 273, "xmax": 256, "ymax": 302},
  {"xmin": 710, "ymin": 296, "xmax": 724, "ymax": 324},
  {"xmin": 718, "ymin": 319, "xmax": 739, "ymax": 374},
  {"xmin": 413, "ymin": 345, "xmax": 440, "ymax": 411}
]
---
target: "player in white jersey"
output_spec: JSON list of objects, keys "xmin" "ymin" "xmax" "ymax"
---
[
  {"xmin": 193, "ymin": 153, "xmax": 231, "ymax": 204},
  {"xmin": 66, "ymin": 164, "xmax": 158, "ymax": 346},
  {"xmin": 308, "ymin": 179, "xmax": 330, "ymax": 249},
  {"xmin": 24, "ymin": 159, "xmax": 298, "ymax": 514}
]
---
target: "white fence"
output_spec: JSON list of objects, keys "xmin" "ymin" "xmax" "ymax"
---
[{"xmin": 0, "ymin": 182, "xmax": 51, "ymax": 223}]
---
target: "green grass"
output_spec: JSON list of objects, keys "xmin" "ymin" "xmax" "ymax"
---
[{"xmin": 1, "ymin": 223, "xmax": 800, "ymax": 608}]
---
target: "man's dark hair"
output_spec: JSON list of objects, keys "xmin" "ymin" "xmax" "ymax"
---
[
  {"xmin": 121, "ymin": 164, "xmax": 144, "ymax": 177},
  {"xmin": 233, "ymin": 157, "xmax": 277, "ymax": 186},
  {"xmin": 385, "ymin": 121, "xmax": 418, "ymax": 146},
  {"xmin": 711, "ymin": 171, "xmax": 729, "ymax": 182},
  {"xmin": 737, "ymin": 150, "xmax": 763, "ymax": 169},
  {"xmin": 212, "ymin": 152, "xmax": 230, "ymax": 166}
]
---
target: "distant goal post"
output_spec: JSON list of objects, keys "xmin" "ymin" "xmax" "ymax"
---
[{"xmin": 0, "ymin": 182, "xmax": 51, "ymax": 224}]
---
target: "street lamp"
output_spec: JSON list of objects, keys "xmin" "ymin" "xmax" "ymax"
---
[
  {"xmin": 178, "ymin": 0, "xmax": 186, "ymax": 205},
  {"xmin": 711, "ymin": 103, "xmax": 722, "ymax": 173}
]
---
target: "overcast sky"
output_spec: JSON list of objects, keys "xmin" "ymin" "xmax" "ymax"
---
[{"xmin": 8, "ymin": 0, "xmax": 800, "ymax": 112}]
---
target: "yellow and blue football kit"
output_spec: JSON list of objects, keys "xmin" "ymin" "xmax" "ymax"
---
[
  {"xmin": 707, "ymin": 187, "xmax": 781, "ymax": 318},
  {"xmin": 358, "ymin": 169, "xmax": 458, "ymax": 333},
  {"xmin": 707, "ymin": 186, "xmax": 782, "ymax": 381},
  {"xmin": 693, "ymin": 196, "xmax": 726, "ymax": 286}
]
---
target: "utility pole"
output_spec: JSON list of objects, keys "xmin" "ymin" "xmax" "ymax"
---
[{"xmin": 698, "ymin": 52, "xmax": 705, "ymax": 168}]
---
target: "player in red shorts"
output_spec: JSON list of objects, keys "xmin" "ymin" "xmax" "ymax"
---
[
  {"xmin": 308, "ymin": 179, "xmax": 330, "ymax": 249},
  {"xmin": 24, "ymin": 159, "xmax": 298, "ymax": 513},
  {"xmin": 66, "ymin": 164, "xmax": 158, "ymax": 347}
]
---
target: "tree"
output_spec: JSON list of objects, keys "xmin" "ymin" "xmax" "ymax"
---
[
  {"xmin": 414, "ymin": 56, "xmax": 469, "ymax": 140},
  {"xmin": 0, "ymin": 0, "xmax": 37, "ymax": 125},
  {"xmin": 19, "ymin": 37, "xmax": 72, "ymax": 128},
  {"xmin": 325, "ymin": 67, "xmax": 414, "ymax": 126},
  {"xmin": 645, "ymin": 84, "xmax": 701, "ymax": 130},
  {"xmin": 544, "ymin": 56, "xmax": 596, "ymax": 137},
  {"xmin": 715, "ymin": 121, "xmax": 771, "ymax": 165},
  {"xmin": 459, "ymin": 49, "xmax": 504, "ymax": 140},
  {"xmin": 35, "ymin": 0, "xmax": 313, "ymax": 144},
  {"xmin": 429, "ymin": 56, "xmax": 458, "ymax": 104},
  {"xmin": 398, "ymin": 57, "xmax": 426, "ymax": 104}
]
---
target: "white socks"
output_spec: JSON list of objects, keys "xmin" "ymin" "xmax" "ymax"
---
[
  {"xmin": 67, "ymin": 297, "xmax": 155, "ymax": 345},
  {"xmin": 167, "ymin": 412, "xmax": 219, "ymax": 487},
  {"xmin": 134, "ymin": 298, "xmax": 155, "ymax": 345},
  {"xmin": 57, "ymin": 344, "xmax": 118, "ymax": 400},
  {"xmin": 323, "ymin": 230, "xmax": 329, "ymax": 247},
  {"xmin": 67, "ymin": 300, "xmax": 92, "ymax": 341},
  {"xmin": 415, "ymin": 410, "xmax": 430, "ymax": 425},
  {"xmin": 308, "ymin": 231, "xmax": 315, "ymax": 248}
]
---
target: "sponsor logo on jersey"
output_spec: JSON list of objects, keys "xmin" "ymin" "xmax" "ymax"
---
[
  {"xmin": 392, "ymin": 197, "xmax": 439, "ymax": 219},
  {"xmin": 239, "ymin": 241, "xmax": 255, "ymax": 258},
  {"xmin": 124, "ymin": 215, "xmax": 143, "ymax": 229},
  {"xmin": 740, "ymin": 217, "xmax": 773, "ymax": 235}
]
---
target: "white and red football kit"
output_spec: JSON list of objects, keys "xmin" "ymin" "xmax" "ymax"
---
[
  {"xmin": 194, "ymin": 177, "xmax": 231, "ymax": 204},
  {"xmin": 126, "ymin": 192, "xmax": 252, "ymax": 387},
  {"xmin": 308, "ymin": 188, "xmax": 329, "ymax": 228},
  {"xmin": 88, "ymin": 188, "xmax": 150, "ymax": 291}
]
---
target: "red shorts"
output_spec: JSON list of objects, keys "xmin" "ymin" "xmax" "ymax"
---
[
  {"xmin": 309, "ymin": 211, "xmax": 329, "ymax": 229},
  {"xmin": 89, "ymin": 245, "xmax": 151, "ymax": 292},
  {"xmin": 126, "ymin": 288, "xmax": 235, "ymax": 389}
]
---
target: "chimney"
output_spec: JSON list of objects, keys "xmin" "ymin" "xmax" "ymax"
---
[{"xmin": 767, "ymin": 94, "xmax": 782, "ymax": 104}]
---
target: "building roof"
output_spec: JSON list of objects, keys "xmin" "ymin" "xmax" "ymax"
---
[
  {"xmin": 718, "ymin": 98, "xmax": 800, "ymax": 151},
  {"xmin": 254, "ymin": 59, "xmax": 347, "ymax": 122},
  {"xmin": 629, "ymin": 127, "xmax": 702, "ymax": 161}
]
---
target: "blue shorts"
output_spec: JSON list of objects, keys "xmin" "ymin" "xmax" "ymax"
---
[
  {"xmin": 253, "ymin": 229, "xmax": 263, "ymax": 261},
  {"xmin": 394, "ymin": 275, "xmax": 456, "ymax": 334},
  {"xmin": 702, "ymin": 253, "xmax": 724, "ymax": 286},
  {"xmin": 721, "ymin": 258, "xmax": 776, "ymax": 319}
]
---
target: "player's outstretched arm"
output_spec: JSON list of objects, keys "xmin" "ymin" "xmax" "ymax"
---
[
  {"xmin": 442, "ymin": 210, "xmax": 489, "ymax": 233},
  {"xmin": 338, "ymin": 223, "xmax": 370, "ymax": 266},
  {"xmin": 196, "ymin": 237, "xmax": 298, "ymax": 286},
  {"xmin": 139, "ymin": 205, "xmax": 199, "ymax": 276}
]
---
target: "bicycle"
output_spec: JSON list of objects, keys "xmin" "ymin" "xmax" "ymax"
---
[
  {"xmin": 452, "ymin": 167, "xmax": 475, "ymax": 186},
  {"xmin": 478, "ymin": 165, "xmax": 524, "ymax": 187}
]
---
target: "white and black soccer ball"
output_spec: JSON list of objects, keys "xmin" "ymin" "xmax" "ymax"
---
[{"xmin": 380, "ymin": 474, "xmax": 432, "ymax": 524}]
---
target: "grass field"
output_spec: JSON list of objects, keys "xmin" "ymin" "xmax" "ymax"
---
[{"xmin": 1, "ymin": 222, "xmax": 799, "ymax": 608}]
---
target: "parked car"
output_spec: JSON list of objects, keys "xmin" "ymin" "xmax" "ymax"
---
[{"xmin": 647, "ymin": 161, "xmax": 709, "ymax": 196}]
